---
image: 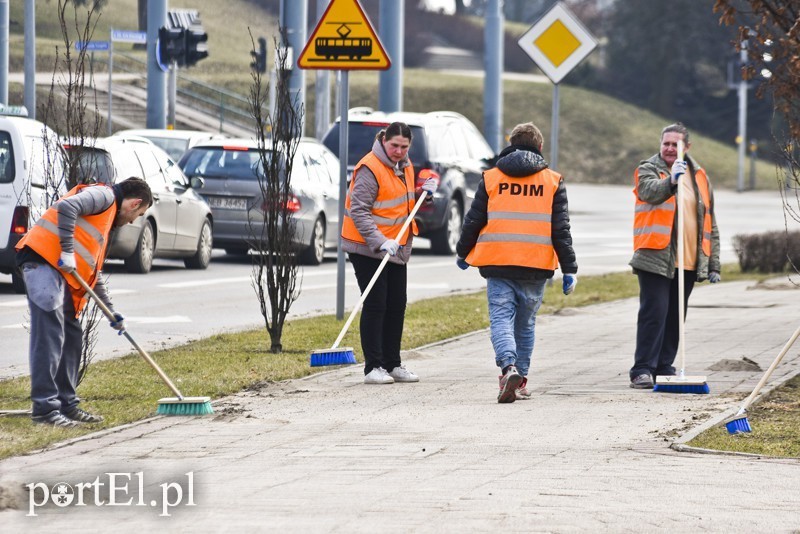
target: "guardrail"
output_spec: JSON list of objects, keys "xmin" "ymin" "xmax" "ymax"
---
[{"xmin": 97, "ymin": 51, "xmax": 253, "ymax": 133}]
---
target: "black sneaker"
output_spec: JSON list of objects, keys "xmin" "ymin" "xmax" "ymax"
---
[
  {"xmin": 32, "ymin": 411, "xmax": 80, "ymax": 428},
  {"xmin": 62, "ymin": 407, "xmax": 104, "ymax": 423},
  {"xmin": 630, "ymin": 373, "xmax": 654, "ymax": 389}
]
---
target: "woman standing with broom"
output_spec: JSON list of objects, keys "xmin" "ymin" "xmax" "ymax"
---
[{"xmin": 340, "ymin": 122, "xmax": 437, "ymax": 385}]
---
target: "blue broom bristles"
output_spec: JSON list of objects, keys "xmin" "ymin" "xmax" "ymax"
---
[
  {"xmin": 310, "ymin": 348, "xmax": 357, "ymax": 367},
  {"xmin": 157, "ymin": 398, "xmax": 214, "ymax": 416},
  {"xmin": 725, "ymin": 415, "xmax": 752, "ymax": 434},
  {"xmin": 652, "ymin": 382, "xmax": 710, "ymax": 394}
]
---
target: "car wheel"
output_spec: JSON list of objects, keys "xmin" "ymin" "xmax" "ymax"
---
[
  {"xmin": 430, "ymin": 198, "xmax": 462, "ymax": 255},
  {"xmin": 11, "ymin": 270, "xmax": 26, "ymax": 294},
  {"xmin": 125, "ymin": 220, "xmax": 155, "ymax": 274},
  {"xmin": 184, "ymin": 219, "xmax": 212, "ymax": 270},
  {"xmin": 299, "ymin": 216, "xmax": 325, "ymax": 265}
]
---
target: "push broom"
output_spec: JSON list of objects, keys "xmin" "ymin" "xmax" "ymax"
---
[
  {"xmin": 653, "ymin": 139, "xmax": 710, "ymax": 394},
  {"xmin": 68, "ymin": 269, "xmax": 213, "ymax": 415},
  {"xmin": 725, "ymin": 324, "xmax": 800, "ymax": 434},
  {"xmin": 310, "ymin": 190, "xmax": 430, "ymax": 366}
]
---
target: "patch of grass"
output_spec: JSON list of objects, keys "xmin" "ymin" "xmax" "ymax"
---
[
  {"xmin": 0, "ymin": 269, "xmax": 639, "ymax": 460},
  {"xmin": 688, "ymin": 375, "xmax": 800, "ymax": 457}
]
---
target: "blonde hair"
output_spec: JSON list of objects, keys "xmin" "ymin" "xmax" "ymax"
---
[{"xmin": 509, "ymin": 122, "xmax": 544, "ymax": 150}]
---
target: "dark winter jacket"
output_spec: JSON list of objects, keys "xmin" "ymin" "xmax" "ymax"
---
[{"xmin": 456, "ymin": 144, "xmax": 578, "ymax": 280}]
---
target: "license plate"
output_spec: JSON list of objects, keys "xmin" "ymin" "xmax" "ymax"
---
[{"xmin": 205, "ymin": 196, "xmax": 248, "ymax": 210}]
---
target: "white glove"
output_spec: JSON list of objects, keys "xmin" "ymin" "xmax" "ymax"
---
[
  {"xmin": 562, "ymin": 274, "xmax": 577, "ymax": 295},
  {"xmin": 380, "ymin": 239, "xmax": 400, "ymax": 256},
  {"xmin": 58, "ymin": 252, "xmax": 76, "ymax": 273},
  {"xmin": 670, "ymin": 160, "xmax": 687, "ymax": 185},
  {"xmin": 421, "ymin": 177, "xmax": 438, "ymax": 196}
]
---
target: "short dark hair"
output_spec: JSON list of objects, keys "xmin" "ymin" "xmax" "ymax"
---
[
  {"xmin": 376, "ymin": 121, "xmax": 413, "ymax": 143},
  {"xmin": 661, "ymin": 122, "xmax": 690, "ymax": 144},
  {"xmin": 118, "ymin": 177, "xmax": 153, "ymax": 207}
]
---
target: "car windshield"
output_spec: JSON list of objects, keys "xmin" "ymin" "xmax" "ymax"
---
[
  {"xmin": 145, "ymin": 137, "xmax": 190, "ymax": 162},
  {"xmin": 67, "ymin": 147, "xmax": 115, "ymax": 185},
  {"xmin": 323, "ymin": 123, "xmax": 426, "ymax": 168},
  {"xmin": 180, "ymin": 147, "xmax": 274, "ymax": 180}
]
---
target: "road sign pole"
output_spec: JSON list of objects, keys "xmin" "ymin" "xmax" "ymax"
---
[
  {"xmin": 550, "ymin": 83, "xmax": 560, "ymax": 171},
  {"xmin": 108, "ymin": 38, "xmax": 113, "ymax": 135},
  {"xmin": 336, "ymin": 70, "xmax": 349, "ymax": 321},
  {"xmin": 168, "ymin": 61, "xmax": 177, "ymax": 128}
]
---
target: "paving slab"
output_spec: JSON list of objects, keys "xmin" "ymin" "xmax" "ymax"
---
[{"xmin": 1, "ymin": 280, "xmax": 799, "ymax": 532}]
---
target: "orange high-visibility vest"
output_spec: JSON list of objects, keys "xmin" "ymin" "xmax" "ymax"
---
[
  {"xmin": 16, "ymin": 184, "xmax": 117, "ymax": 316},
  {"xmin": 341, "ymin": 152, "xmax": 418, "ymax": 245},
  {"xmin": 466, "ymin": 167, "xmax": 560, "ymax": 270},
  {"xmin": 633, "ymin": 166, "xmax": 712, "ymax": 256}
]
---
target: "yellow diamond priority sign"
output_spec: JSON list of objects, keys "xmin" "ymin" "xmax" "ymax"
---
[
  {"xmin": 517, "ymin": 2, "xmax": 597, "ymax": 84},
  {"xmin": 298, "ymin": 0, "xmax": 390, "ymax": 70}
]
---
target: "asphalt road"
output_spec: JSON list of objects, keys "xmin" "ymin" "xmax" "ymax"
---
[{"xmin": 0, "ymin": 183, "xmax": 790, "ymax": 378}]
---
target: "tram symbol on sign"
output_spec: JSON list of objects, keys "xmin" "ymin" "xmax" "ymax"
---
[{"xmin": 314, "ymin": 22, "xmax": 373, "ymax": 62}]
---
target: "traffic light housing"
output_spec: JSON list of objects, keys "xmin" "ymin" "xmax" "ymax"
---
[
  {"xmin": 158, "ymin": 26, "xmax": 186, "ymax": 66},
  {"xmin": 185, "ymin": 27, "xmax": 209, "ymax": 67},
  {"xmin": 251, "ymin": 37, "xmax": 267, "ymax": 73}
]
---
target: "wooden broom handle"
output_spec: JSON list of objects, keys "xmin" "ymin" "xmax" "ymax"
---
[{"xmin": 69, "ymin": 270, "xmax": 184, "ymax": 399}]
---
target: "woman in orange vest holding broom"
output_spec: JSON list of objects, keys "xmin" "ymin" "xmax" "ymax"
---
[
  {"xmin": 629, "ymin": 123, "xmax": 721, "ymax": 389},
  {"xmin": 341, "ymin": 122, "xmax": 437, "ymax": 385}
]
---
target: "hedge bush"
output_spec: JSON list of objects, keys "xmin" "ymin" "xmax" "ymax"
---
[{"xmin": 733, "ymin": 231, "xmax": 800, "ymax": 273}]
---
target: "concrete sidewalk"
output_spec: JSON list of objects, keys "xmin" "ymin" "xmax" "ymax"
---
[{"xmin": 1, "ymin": 279, "xmax": 800, "ymax": 532}]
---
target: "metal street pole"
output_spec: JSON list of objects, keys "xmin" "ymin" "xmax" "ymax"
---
[
  {"xmin": 736, "ymin": 39, "xmax": 748, "ymax": 192},
  {"xmin": 378, "ymin": 0, "xmax": 403, "ymax": 112},
  {"xmin": 314, "ymin": 0, "xmax": 330, "ymax": 139},
  {"xmin": 24, "ymin": 0, "xmax": 35, "ymax": 118},
  {"xmin": 0, "ymin": 0, "xmax": 8, "ymax": 105},
  {"xmin": 336, "ymin": 71, "xmax": 349, "ymax": 321},
  {"xmin": 483, "ymin": 0, "xmax": 504, "ymax": 153},
  {"xmin": 550, "ymin": 83, "xmax": 560, "ymax": 171},
  {"xmin": 146, "ymin": 0, "xmax": 167, "ymax": 128}
]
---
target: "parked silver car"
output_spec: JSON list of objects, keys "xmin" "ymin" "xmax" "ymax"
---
[
  {"xmin": 65, "ymin": 136, "xmax": 213, "ymax": 273},
  {"xmin": 178, "ymin": 137, "xmax": 340, "ymax": 265},
  {"xmin": 114, "ymin": 128, "xmax": 225, "ymax": 162}
]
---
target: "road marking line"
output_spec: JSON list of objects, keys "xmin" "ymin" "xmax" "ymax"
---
[{"xmin": 0, "ymin": 300, "xmax": 28, "ymax": 308}]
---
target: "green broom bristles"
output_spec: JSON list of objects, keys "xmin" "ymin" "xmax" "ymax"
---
[{"xmin": 156, "ymin": 397, "xmax": 214, "ymax": 416}]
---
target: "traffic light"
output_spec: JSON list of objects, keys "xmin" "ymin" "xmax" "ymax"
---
[
  {"xmin": 250, "ymin": 37, "xmax": 267, "ymax": 73},
  {"xmin": 185, "ymin": 27, "xmax": 209, "ymax": 67},
  {"xmin": 158, "ymin": 26, "xmax": 186, "ymax": 66}
]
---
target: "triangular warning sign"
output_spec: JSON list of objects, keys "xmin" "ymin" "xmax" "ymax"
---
[{"xmin": 298, "ymin": 0, "xmax": 391, "ymax": 70}]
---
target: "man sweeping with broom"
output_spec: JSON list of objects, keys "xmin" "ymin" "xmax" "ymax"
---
[
  {"xmin": 456, "ymin": 122, "xmax": 578, "ymax": 403},
  {"xmin": 16, "ymin": 177, "xmax": 152, "ymax": 427}
]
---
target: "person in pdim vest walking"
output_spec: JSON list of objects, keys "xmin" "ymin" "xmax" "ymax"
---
[
  {"xmin": 15, "ymin": 177, "xmax": 152, "ymax": 427},
  {"xmin": 341, "ymin": 122, "xmax": 438, "ymax": 385},
  {"xmin": 456, "ymin": 122, "xmax": 578, "ymax": 404},
  {"xmin": 629, "ymin": 123, "xmax": 721, "ymax": 389}
]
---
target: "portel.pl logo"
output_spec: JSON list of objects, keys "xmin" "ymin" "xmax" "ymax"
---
[{"xmin": 26, "ymin": 471, "xmax": 196, "ymax": 517}]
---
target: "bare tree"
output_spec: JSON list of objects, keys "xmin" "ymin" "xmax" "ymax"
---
[
  {"xmin": 714, "ymin": 1, "xmax": 800, "ymax": 274},
  {"xmin": 37, "ymin": 0, "xmax": 107, "ymax": 382},
  {"xmin": 247, "ymin": 30, "xmax": 303, "ymax": 353}
]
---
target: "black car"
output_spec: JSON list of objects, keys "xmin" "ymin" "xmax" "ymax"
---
[{"xmin": 322, "ymin": 109, "xmax": 496, "ymax": 255}]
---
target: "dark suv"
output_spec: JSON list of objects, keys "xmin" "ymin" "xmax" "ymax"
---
[{"xmin": 321, "ymin": 109, "xmax": 496, "ymax": 255}]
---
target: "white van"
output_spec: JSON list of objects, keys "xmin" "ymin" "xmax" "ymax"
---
[{"xmin": 0, "ymin": 107, "xmax": 67, "ymax": 293}]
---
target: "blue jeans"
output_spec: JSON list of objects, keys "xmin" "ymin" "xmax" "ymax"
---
[
  {"xmin": 22, "ymin": 262, "xmax": 83, "ymax": 417},
  {"xmin": 487, "ymin": 277, "xmax": 546, "ymax": 377}
]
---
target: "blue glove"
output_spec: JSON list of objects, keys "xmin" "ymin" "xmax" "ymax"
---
[
  {"xmin": 380, "ymin": 239, "xmax": 400, "ymax": 256},
  {"xmin": 562, "ymin": 274, "xmax": 577, "ymax": 295},
  {"xmin": 670, "ymin": 160, "xmax": 687, "ymax": 185},
  {"xmin": 456, "ymin": 257, "xmax": 469, "ymax": 270},
  {"xmin": 708, "ymin": 271, "xmax": 721, "ymax": 283},
  {"xmin": 109, "ymin": 312, "xmax": 126, "ymax": 334}
]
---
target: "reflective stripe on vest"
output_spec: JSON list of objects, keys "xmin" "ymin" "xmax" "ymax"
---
[
  {"xmin": 466, "ymin": 167, "xmax": 560, "ymax": 270},
  {"xmin": 341, "ymin": 152, "xmax": 418, "ymax": 245},
  {"xmin": 632, "ymin": 166, "xmax": 713, "ymax": 256},
  {"xmin": 16, "ymin": 184, "xmax": 117, "ymax": 316}
]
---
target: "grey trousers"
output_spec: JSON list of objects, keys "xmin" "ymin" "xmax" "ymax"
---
[{"xmin": 22, "ymin": 262, "xmax": 83, "ymax": 417}]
